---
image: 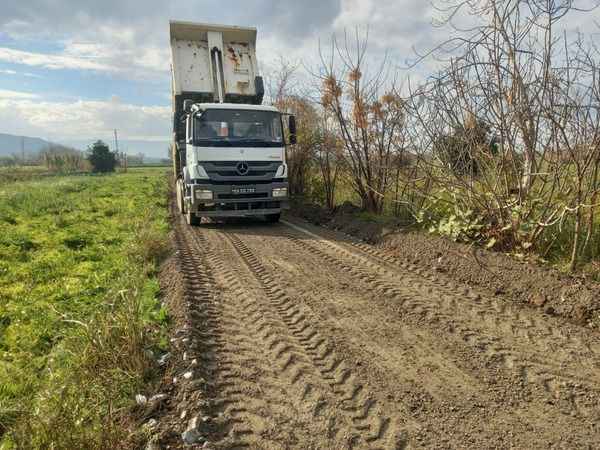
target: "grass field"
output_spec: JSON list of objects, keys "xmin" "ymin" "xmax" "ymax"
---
[
  {"xmin": 0, "ymin": 167, "xmax": 170, "ymax": 448},
  {"xmin": 0, "ymin": 166, "xmax": 49, "ymax": 185}
]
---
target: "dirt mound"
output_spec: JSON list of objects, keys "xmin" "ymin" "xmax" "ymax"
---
[
  {"xmin": 383, "ymin": 231, "xmax": 600, "ymax": 326},
  {"xmin": 290, "ymin": 202, "xmax": 600, "ymax": 328}
]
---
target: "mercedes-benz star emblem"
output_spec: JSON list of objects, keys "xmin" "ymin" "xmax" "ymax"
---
[{"xmin": 236, "ymin": 161, "xmax": 249, "ymax": 176}]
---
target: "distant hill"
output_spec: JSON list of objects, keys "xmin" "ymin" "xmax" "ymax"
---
[
  {"xmin": 0, "ymin": 133, "xmax": 170, "ymax": 160},
  {"xmin": 0, "ymin": 133, "xmax": 53, "ymax": 157}
]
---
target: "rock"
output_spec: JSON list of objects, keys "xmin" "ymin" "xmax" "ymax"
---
[
  {"xmin": 143, "ymin": 418, "xmax": 158, "ymax": 431},
  {"xmin": 150, "ymin": 393, "xmax": 168, "ymax": 404},
  {"xmin": 157, "ymin": 352, "xmax": 171, "ymax": 366},
  {"xmin": 144, "ymin": 393, "xmax": 168, "ymax": 414},
  {"xmin": 528, "ymin": 292, "xmax": 547, "ymax": 307},
  {"xmin": 181, "ymin": 416, "xmax": 205, "ymax": 445},
  {"xmin": 183, "ymin": 371, "xmax": 194, "ymax": 380},
  {"xmin": 135, "ymin": 394, "xmax": 148, "ymax": 405}
]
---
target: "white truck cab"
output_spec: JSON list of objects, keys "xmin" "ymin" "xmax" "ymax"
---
[{"xmin": 170, "ymin": 21, "xmax": 296, "ymax": 224}]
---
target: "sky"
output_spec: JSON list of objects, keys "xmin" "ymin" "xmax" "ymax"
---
[{"xmin": 0, "ymin": 0, "xmax": 599, "ymax": 157}]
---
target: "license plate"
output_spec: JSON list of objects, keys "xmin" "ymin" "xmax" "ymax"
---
[{"xmin": 231, "ymin": 187, "xmax": 255, "ymax": 194}]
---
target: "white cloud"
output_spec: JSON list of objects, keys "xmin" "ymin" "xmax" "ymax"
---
[
  {"xmin": 0, "ymin": 47, "xmax": 117, "ymax": 73},
  {"xmin": 0, "ymin": 68, "xmax": 42, "ymax": 78},
  {"xmin": 59, "ymin": 25, "xmax": 170, "ymax": 77},
  {"xmin": 0, "ymin": 89, "xmax": 38, "ymax": 99},
  {"xmin": 0, "ymin": 96, "xmax": 170, "ymax": 142},
  {"xmin": 0, "ymin": 24, "xmax": 170, "ymax": 80}
]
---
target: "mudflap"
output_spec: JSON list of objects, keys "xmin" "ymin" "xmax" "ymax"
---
[{"xmin": 176, "ymin": 179, "xmax": 185, "ymax": 214}]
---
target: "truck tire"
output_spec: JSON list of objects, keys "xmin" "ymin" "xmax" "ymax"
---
[
  {"xmin": 265, "ymin": 213, "xmax": 281, "ymax": 223},
  {"xmin": 186, "ymin": 210, "xmax": 201, "ymax": 226}
]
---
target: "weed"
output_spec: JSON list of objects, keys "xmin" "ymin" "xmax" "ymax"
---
[{"xmin": 0, "ymin": 168, "xmax": 170, "ymax": 448}]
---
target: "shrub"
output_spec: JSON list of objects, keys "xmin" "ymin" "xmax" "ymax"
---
[{"xmin": 87, "ymin": 141, "xmax": 117, "ymax": 173}]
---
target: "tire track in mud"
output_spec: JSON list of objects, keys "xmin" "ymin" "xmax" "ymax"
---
[
  {"xmin": 285, "ymin": 219, "xmax": 599, "ymax": 355},
  {"xmin": 189, "ymin": 226, "xmax": 365, "ymax": 448},
  {"xmin": 177, "ymin": 217, "xmax": 348, "ymax": 448},
  {"xmin": 276, "ymin": 221, "xmax": 600, "ymax": 415},
  {"xmin": 176, "ymin": 219, "xmax": 278, "ymax": 447},
  {"xmin": 210, "ymin": 227, "xmax": 414, "ymax": 449}
]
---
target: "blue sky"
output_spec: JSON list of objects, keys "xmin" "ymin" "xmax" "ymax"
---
[{"xmin": 0, "ymin": 0, "xmax": 598, "ymax": 157}]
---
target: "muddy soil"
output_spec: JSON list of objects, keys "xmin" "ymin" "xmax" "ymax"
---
[
  {"xmin": 151, "ymin": 206, "xmax": 600, "ymax": 449},
  {"xmin": 293, "ymin": 202, "xmax": 600, "ymax": 328}
]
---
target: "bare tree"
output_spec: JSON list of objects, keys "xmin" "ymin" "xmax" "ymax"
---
[
  {"xmin": 42, "ymin": 145, "xmax": 86, "ymax": 173},
  {"xmin": 404, "ymin": 0, "xmax": 600, "ymax": 268},
  {"xmin": 316, "ymin": 29, "xmax": 407, "ymax": 213},
  {"xmin": 313, "ymin": 110, "xmax": 343, "ymax": 210},
  {"xmin": 265, "ymin": 58, "xmax": 318, "ymax": 197}
]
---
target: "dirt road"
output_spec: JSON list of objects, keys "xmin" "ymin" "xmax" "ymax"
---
[{"xmin": 165, "ymin": 214, "xmax": 600, "ymax": 449}]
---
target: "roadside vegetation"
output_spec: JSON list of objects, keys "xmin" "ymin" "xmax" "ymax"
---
[
  {"xmin": 0, "ymin": 140, "xmax": 171, "ymax": 180},
  {"xmin": 275, "ymin": 0, "xmax": 600, "ymax": 276},
  {"xmin": 0, "ymin": 167, "xmax": 170, "ymax": 449}
]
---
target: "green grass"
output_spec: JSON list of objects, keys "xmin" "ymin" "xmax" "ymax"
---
[
  {"xmin": 0, "ymin": 166, "xmax": 50, "ymax": 185},
  {"xmin": 0, "ymin": 167, "xmax": 170, "ymax": 448},
  {"xmin": 314, "ymin": 167, "xmax": 599, "ymax": 273}
]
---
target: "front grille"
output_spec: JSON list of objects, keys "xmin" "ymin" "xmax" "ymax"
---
[
  {"xmin": 215, "ymin": 171, "xmax": 270, "ymax": 177},
  {"xmin": 201, "ymin": 161, "xmax": 280, "ymax": 182},
  {"xmin": 218, "ymin": 193, "xmax": 268, "ymax": 199},
  {"xmin": 194, "ymin": 179, "xmax": 275, "ymax": 185},
  {"xmin": 198, "ymin": 201, "xmax": 281, "ymax": 211},
  {"xmin": 215, "ymin": 161, "xmax": 272, "ymax": 167}
]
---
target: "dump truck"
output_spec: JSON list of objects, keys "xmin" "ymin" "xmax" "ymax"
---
[{"xmin": 170, "ymin": 21, "xmax": 296, "ymax": 225}]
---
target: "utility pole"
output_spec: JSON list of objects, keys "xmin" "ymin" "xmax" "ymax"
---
[
  {"xmin": 21, "ymin": 137, "xmax": 25, "ymax": 165},
  {"xmin": 114, "ymin": 129, "xmax": 126, "ymax": 172}
]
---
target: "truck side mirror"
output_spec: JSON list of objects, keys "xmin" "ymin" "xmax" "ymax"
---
[
  {"xmin": 289, "ymin": 115, "xmax": 297, "ymax": 145},
  {"xmin": 183, "ymin": 99, "xmax": 194, "ymax": 113}
]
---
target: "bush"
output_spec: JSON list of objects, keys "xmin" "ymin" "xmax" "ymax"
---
[
  {"xmin": 88, "ymin": 141, "xmax": 117, "ymax": 173},
  {"xmin": 432, "ymin": 118, "xmax": 496, "ymax": 177}
]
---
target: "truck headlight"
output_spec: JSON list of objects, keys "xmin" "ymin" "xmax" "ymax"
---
[
  {"xmin": 272, "ymin": 187, "xmax": 288, "ymax": 198},
  {"xmin": 195, "ymin": 189, "xmax": 213, "ymax": 200}
]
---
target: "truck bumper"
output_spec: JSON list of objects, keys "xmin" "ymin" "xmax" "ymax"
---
[{"xmin": 185, "ymin": 181, "xmax": 289, "ymax": 217}]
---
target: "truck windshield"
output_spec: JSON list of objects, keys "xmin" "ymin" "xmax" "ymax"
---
[{"xmin": 194, "ymin": 109, "xmax": 283, "ymax": 147}]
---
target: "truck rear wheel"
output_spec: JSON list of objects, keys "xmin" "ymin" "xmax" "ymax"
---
[{"xmin": 265, "ymin": 213, "xmax": 281, "ymax": 223}]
